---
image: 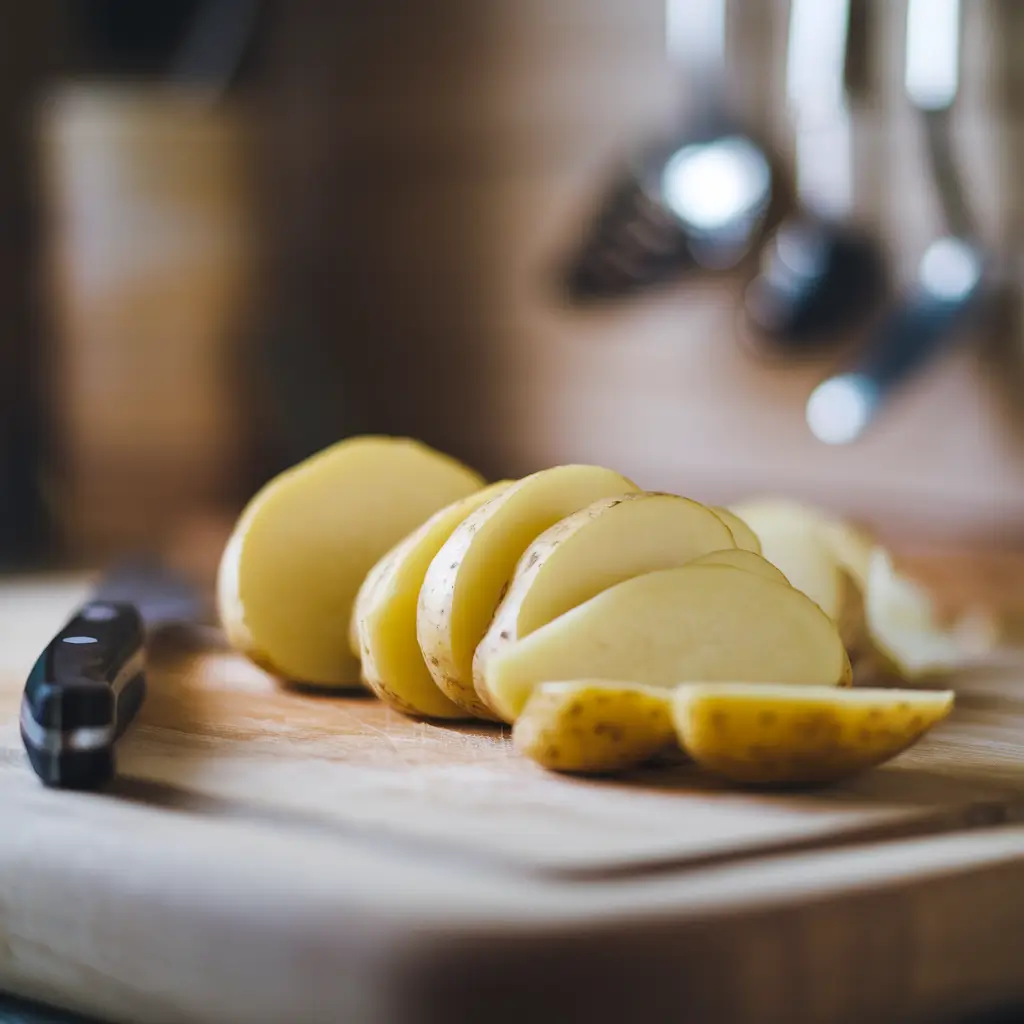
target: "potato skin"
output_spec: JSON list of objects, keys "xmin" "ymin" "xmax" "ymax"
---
[
  {"xmin": 417, "ymin": 466, "xmax": 639, "ymax": 719},
  {"xmin": 415, "ymin": 495, "xmax": 506, "ymax": 720},
  {"xmin": 474, "ymin": 493, "xmax": 736, "ymax": 709},
  {"xmin": 513, "ymin": 681, "xmax": 677, "ymax": 774},
  {"xmin": 672, "ymin": 684, "xmax": 954, "ymax": 786}
]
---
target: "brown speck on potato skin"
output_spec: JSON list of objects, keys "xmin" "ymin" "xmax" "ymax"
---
[
  {"xmin": 546, "ymin": 745, "xmax": 561, "ymax": 762},
  {"xmin": 428, "ymin": 655, "xmax": 440, "ymax": 667},
  {"xmin": 594, "ymin": 722, "xmax": 625, "ymax": 742},
  {"xmin": 526, "ymin": 551, "xmax": 540, "ymax": 568},
  {"xmin": 450, "ymin": 562, "xmax": 459, "ymax": 570},
  {"xmin": 499, "ymin": 630, "xmax": 510, "ymax": 641},
  {"xmin": 569, "ymin": 702, "xmax": 584, "ymax": 717}
]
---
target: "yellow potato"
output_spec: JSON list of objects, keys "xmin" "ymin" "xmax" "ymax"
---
[
  {"xmin": 711, "ymin": 507, "xmax": 761, "ymax": 554},
  {"xmin": 483, "ymin": 565, "xmax": 852, "ymax": 723},
  {"xmin": 474, "ymin": 493, "xmax": 735, "ymax": 702},
  {"xmin": 417, "ymin": 465, "xmax": 639, "ymax": 718},
  {"xmin": 727, "ymin": 506, "xmax": 867, "ymax": 656},
  {"xmin": 687, "ymin": 548, "xmax": 790, "ymax": 585},
  {"xmin": 349, "ymin": 544, "xmax": 400, "ymax": 658},
  {"xmin": 672, "ymin": 682, "xmax": 954, "ymax": 786},
  {"xmin": 863, "ymin": 547, "xmax": 995, "ymax": 679},
  {"xmin": 731, "ymin": 497, "xmax": 873, "ymax": 589},
  {"xmin": 513, "ymin": 681, "xmax": 676, "ymax": 774},
  {"xmin": 354, "ymin": 481, "xmax": 513, "ymax": 718},
  {"xmin": 217, "ymin": 436, "xmax": 484, "ymax": 686}
]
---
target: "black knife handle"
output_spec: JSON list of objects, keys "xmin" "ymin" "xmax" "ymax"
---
[{"xmin": 20, "ymin": 601, "xmax": 147, "ymax": 789}]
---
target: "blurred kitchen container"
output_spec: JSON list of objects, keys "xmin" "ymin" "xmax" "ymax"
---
[{"xmin": 36, "ymin": 84, "xmax": 255, "ymax": 563}]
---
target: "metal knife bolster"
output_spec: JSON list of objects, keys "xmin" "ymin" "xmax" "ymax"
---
[{"xmin": 20, "ymin": 601, "xmax": 147, "ymax": 788}]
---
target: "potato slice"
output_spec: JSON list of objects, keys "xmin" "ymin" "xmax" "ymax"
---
[
  {"xmin": 218, "ymin": 436, "xmax": 484, "ymax": 686},
  {"xmin": 687, "ymin": 548, "xmax": 790, "ymax": 585},
  {"xmin": 711, "ymin": 507, "xmax": 761, "ymax": 554},
  {"xmin": 417, "ymin": 465, "xmax": 639, "ymax": 718},
  {"xmin": 483, "ymin": 565, "xmax": 852, "ymax": 723},
  {"xmin": 864, "ymin": 547, "xmax": 996, "ymax": 679},
  {"xmin": 473, "ymin": 493, "xmax": 735, "ymax": 701},
  {"xmin": 513, "ymin": 681, "xmax": 676, "ymax": 774},
  {"xmin": 731, "ymin": 497, "xmax": 874, "ymax": 589},
  {"xmin": 355, "ymin": 481, "xmax": 513, "ymax": 718},
  {"xmin": 672, "ymin": 682, "xmax": 954, "ymax": 786},
  {"xmin": 727, "ymin": 509, "xmax": 867, "ymax": 656}
]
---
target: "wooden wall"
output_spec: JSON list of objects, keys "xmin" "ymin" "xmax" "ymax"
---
[{"xmin": 254, "ymin": 0, "xmax": 1024, "ymax": 550}]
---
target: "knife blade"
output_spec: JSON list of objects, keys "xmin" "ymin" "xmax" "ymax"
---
[{"xmin": 19, "ymin": 558, "xmax": 209, "ymax": 790}]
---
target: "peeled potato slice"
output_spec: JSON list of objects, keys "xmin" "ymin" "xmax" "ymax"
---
[
  {"xmin": 513, "ymin": 681, "xmax": 676, "ymax": 774},
  {"xmin": 687, "ymin": 548, "xmax": 790, "ymax": 585},
  {"xmin": 711, "ymin": 507, "xmax": 761, "ymax": 554},
  {"xmin": 218, "ymin": 435, "xmax": 484, "ymax": 686},
  {"xmin": 354, "ymin": 481, "xmax": 512, "ymax": 718},
  {"xmin": 474, "ymin": 493, "xmax": 735, "ymax": 701},
  {"xmin": 417, "ymin": 465, "xmax": 639, "ymax": 718},
  {"xmin": 731, "ymin": 497, "xmax": 874, "ymax": 589},
  {"xmin": 483, "ymin": 565, "xmax": 852, "ymax": 723},
  {"xmin": 672, "ymin": 682, "xmax": 954, "ymax": 786},
  {"xmin": 864, "ymin": 547, "xmax": 996, "ymax": 679},
  {"xmin": 727, "ymin": 508, "xmax": 867, "ymax": 656}
]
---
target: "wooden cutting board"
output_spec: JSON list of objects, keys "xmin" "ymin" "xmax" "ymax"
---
[{"xmin": 5, "ymin": 574, "xmax": 1024, "ymax": 1024}]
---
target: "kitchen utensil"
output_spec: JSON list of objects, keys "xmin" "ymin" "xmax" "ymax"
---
[
  {"xmin": 743, "ymin": 0, "xmax": 888, "ymax": 349},
  {"xmin": 560, "ymin": 0, "xmax": 783, "ymax": 302},
  {"xmin": 806, "ymin": 0, "xmax": 987, "ymax": 443},
  {"xmin": 19, "ymin": 559, "xmax": 208, "ymax": 789}
]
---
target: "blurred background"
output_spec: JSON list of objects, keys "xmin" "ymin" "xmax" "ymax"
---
[{"xmin": 3, "ymin": 0, "xmax": 1024, "ymax": 583}]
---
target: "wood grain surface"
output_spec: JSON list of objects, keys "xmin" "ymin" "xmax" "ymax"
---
[{"xmin": 4, "ymin": 572, "xmax": 1024, "ymax": 1023}]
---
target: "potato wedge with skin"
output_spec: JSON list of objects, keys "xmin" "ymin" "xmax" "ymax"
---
[
  {"xmin": 218, "ymin": 435, "xmax": 484, "ymax": 687},
  {"xmin": 728, "ymin": 513, "xmax": 868, "ymax": 656},
  {"xmin": 687, "ymin": 548, "xmax": 790, "ymax": 585},
  {"xmin": 731, "ymin": 498, "xmax": 874, "ymax": 589},
  {"xmin": 484, "ymin": 565, "xmax": 852, "ymax": 723},
  {"xmin": 513, "ymin": 681, "xmax": 676, "ymax": 774},
  {"xmin": 349, "ymin": 545, "xmax": 400, "ymax": 658},
  {"xmin": 355, "ymin": 481, "xmax": 513, "ymax": 718},
  {"xmin": 349, "ymin": 480, "xmax": 514, "ymax": 660},
  {"xmin": 672, "ymin": 682, "xmax": 954, "ymax": 786},
  {"xmin": 417, "ymin": 465, "xmax": 639, "ymax": 718},
  {"xmin": 473, "ymin": 493, "xmax": 735, "ymax": 701},
  {"xmin": 711, "ymin": 507, "xmax": 761, "ymax": 554}
]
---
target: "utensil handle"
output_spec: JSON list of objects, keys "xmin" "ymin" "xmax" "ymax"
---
[{"xmin": 20, "ymin": 601, "xmax": 146, "ymax": 789}]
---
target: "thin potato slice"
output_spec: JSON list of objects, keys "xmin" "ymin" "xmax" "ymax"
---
[
  {"xmin": 711, "ymin": 507, "xmax": 761, "ymax": 554},
  {"xmin": 687, "ymin": 548, "xmax": 790, "ymax": 585},
  {"xmin": 864, "ymin": 547, "xmax": 996, "ymax": 679},
  {"xmin": 514, "ymin": 681, "xmax": 676, "ymax": 774},
  {"xmin": 672, "ymin": 682, "xmax": 954, "ymax": 786},
  {"xmin": 483, "ymin": 565, "xmax": 852, "ymax": 723},
  {"xmin": 218, "ymin": 436, "xmax": 484, "ymax": 687},
  {"xmin": 730, "ymin": 497, "xmax": 874, "ymax": 589},
  {"xmin": 354, "ymin": 481, "xmax": 513, "ymax": 718},
  {"xmin": 417, "ymin": 465, "xmax": 639, "ymax": 718},
  {"xmin": 474, "ymin": 493, "xmax": 735, "ymax": 701},
  {"xmin": 727, "ymin": 508, "xmax": 868, "ymax": 657}
]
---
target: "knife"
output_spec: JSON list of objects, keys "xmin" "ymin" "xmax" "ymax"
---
[{"xmin": 19, "ymin": 559, "xmax": 209, "ymax": 790}]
